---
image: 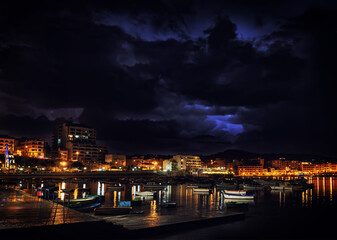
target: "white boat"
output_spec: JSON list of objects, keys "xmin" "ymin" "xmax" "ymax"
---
[
  {"xmin": 224, "ymin": 190, "xmax": 247, "ymax": 195},
  {"xmin": 193, "ymin": 188, "xmax": 211, "ymax": 194},
  {"xmin": 224, "ymin": 193, "xmax": 254, "ymax": 200},
  {"xmin": 135, "ymin": 191, "xmax": 156, "ymax": 196}
]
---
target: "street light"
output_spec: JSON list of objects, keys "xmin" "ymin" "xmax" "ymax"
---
[{"xmin": 76, "ymin": 151, "xmax": 79, "ymax": 161}]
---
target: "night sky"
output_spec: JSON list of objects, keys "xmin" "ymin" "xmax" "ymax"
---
[{"xmin": 1, "ymin": 0, "xmax": 337, "ymax": 156}]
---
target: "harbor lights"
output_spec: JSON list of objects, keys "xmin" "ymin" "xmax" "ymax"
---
[{"xmin": 60, "ymin": 161, "xmax": 67, "ymax": 171}]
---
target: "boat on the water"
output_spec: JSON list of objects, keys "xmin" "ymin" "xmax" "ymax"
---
[
  {"xmin": 69, "ymin": 202, "xmax": 101, "ymax": 212},
  {"xmin": 69, "ymin": 195, "xmax": 103, "ymax": 204},
  {"xmin": 193, "ymin": 188, "xmax": 212, "ymax": 194},
  {"xmin": 224, "ymin": 190, "xmax": 247, "ymax": 195},
  {"xmin": 223, "ymin": 193, "xmax": 254, "ymax": 200},
  {"xmin": 135, "ymin": 191, "xmax": 157, "ymax": 196}
]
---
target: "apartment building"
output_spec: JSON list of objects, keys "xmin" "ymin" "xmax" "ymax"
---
[
  {"xmin": 16, "ymin": 138, "xmax": 45, "ymax": 158},
  {"xmin": 0, "ymin": 135, "xmax": 15, "ymax": 155},
  {"xmin": 53, "ymin": 122, "xmax": 107, "ymax": 162}
]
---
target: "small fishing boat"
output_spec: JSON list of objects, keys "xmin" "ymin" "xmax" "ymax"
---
[
  {"xmin": 224, "ymin": 190, "xmax": 247, "ymax": 195},
  {"xmin": 224, "ymin": 193, "xmax": 254, "ymax": 200},
  {"xmin": 70, "ymin": 202, "xmax": 101, "ymax": 212},
  {"xmin": 135, "ymin": 191, "xmax": 157, "ymax": 196},
  {"xmin": 193, "ymin": 188, "xmax": 212, "ymax": 194},
  {"xmin": 69, "ymin": 195, "xmax": 102, "ymax": 204}
]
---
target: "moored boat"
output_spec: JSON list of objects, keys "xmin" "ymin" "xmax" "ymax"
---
[
  {"xmin": 69, "ymin": 202, "xmax": 101, "ymax": 212},
  {"xmin": 224, "ymin": 190, "xmax": 247, "ymax": 195},
  {"xmin": 224, "ymin": 193, "xmax": 254, "ymax": 200},
  {"xmin": 135, "ymin": 191, "xmax": 157, "ymax": 196},
  {"xmin": 193, "ymin": 188, "xmax": 212, "ymax": 194}
]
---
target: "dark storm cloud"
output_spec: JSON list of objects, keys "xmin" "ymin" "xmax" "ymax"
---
[{"xmin": 1, "ymin": 1, "xmax": 337, "ymax": 156}]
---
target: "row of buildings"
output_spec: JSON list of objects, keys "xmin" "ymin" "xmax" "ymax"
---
[
  {"xmin": 0, "ymin": 136, "xmax": 45, "ymax": 158},
  {"xmin": 205, "ymin": 158, "xmax": 337, "ymax": 176},
  {"xmin": 1, "ymin": 122, "xmax": 107, "ymax": 165},
  {"xmin": 2, "ymin": 122, "xmax": 337, "ymax": 175}
]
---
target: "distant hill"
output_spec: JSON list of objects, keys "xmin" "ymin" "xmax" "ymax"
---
[{"xmin": 203, "ymin": 149, "xmax": 337, "ymax": 162}]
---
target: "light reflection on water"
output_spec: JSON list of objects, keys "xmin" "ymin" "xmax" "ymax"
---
[
  {"xmin": 23, "ymin": 176, "xmax": 337, "ymax": 209},
  {"xmin": 2, "ymin": 176, "xmax": 337, "ymax": 230}
]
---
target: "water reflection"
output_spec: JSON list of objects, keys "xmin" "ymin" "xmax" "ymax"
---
[{"xmin": 3, "ymin": 176, "xmax": 337, "ymax": 229}]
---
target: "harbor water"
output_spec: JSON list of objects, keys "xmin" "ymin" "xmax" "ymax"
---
[{"xmin": 1, "ymin": 176, "xmax": 337, "ymax": 239}]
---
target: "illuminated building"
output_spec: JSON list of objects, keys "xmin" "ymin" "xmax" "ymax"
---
[
  {"xmin": 105, "ymin": 154, "xmax": 126, "ymax": 168},
  {"xmin": 0, "ymin": 135, "xmax": 15, "ymax": 155},
  {"xmin": 238, "ymin": 165, "xmax": 265, "ymax": 176},
  {"xmin": 126, "ymin": 156, "xmax": 162, "ymax": 171},
  {"xmin": 16, "ymin": 138, "xmax": 45, "ymax": 158},
  {"xmin": 66, "ymin": 142, "xmax": 107, "ymax": 163},
  {"xmin": 57, "ymin": 149, "xmax": 68, "ymax": 161},
  {"xmin": 172, "ymin": 155, "xmax": 202, "ymax": 171},
  {"xmin": 163, "ymin": 160, "xmax": 172, "ymax": 171},
  {"xmin": 53, "ymin": 122, "xmax": 96, "ymax": 149},
  {"xmin": 271, "ymin": 158, "xmax": 302, "ymax": 171},
  {"xmin": 52, "ymin": 122, "xmax": 108, "ymax": 162},
  {"xmin": 302, "ymin": 162, "xmax": 337, "ymax": 174}
]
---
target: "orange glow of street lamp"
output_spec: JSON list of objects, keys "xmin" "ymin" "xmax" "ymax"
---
[{"xmin": 60, "ymin": 161, "xmax": 67, "ymax": 167}]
